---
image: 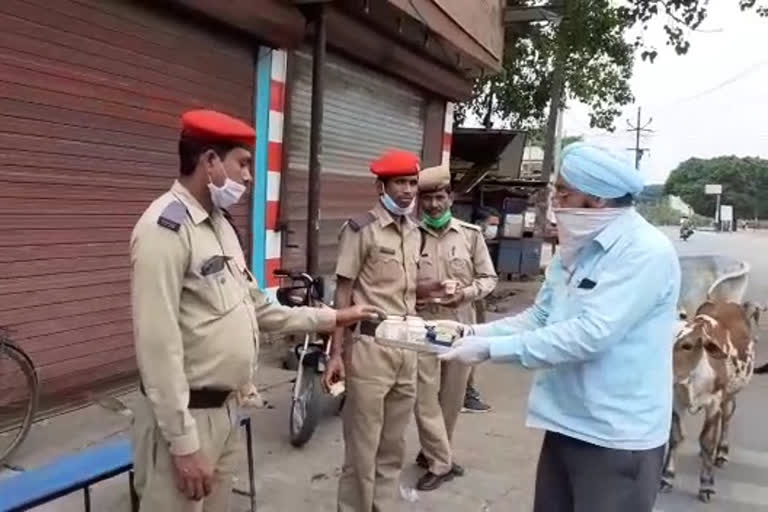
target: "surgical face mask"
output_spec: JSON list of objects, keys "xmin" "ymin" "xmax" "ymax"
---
[
  {"xmin": 483, "ymin": 224, "xmax": 498, "ymax": 240},
  {"xmin": 380, "ymin": 193, "xmax": 414, "ymax": 217},
  {"xmin": 208, "ymin": 177, "xmax": 246, "ymax": 210},
  {"xmin": 554, "ymin": 207, "xmax": 628, "ymax": 268}
]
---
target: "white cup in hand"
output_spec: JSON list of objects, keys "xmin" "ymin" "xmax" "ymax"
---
[{"xmin": 442, "ymin": 280, "xmax": 459, "ymax": 296}]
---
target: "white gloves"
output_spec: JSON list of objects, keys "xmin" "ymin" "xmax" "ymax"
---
[{"xmin": 438, "ymin": 336, "xmax": 491, "ymax": 364}]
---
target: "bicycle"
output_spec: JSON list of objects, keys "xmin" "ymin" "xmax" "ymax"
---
[
  {"xmin": 274, "ymin": 270, "xmax": 343, "ymax": 447},
  {"xmin": 0, "ymin": 327, "xmax": 39, "ymax": 466}
]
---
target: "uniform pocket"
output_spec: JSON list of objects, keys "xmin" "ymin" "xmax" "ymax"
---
[
  {"xmin": 448, "ymin": 257, "xmax": 471, "ymax": 282},
  {"xmin": 195, "ymin": 261, "xmax": 245, "ymax": 315},
  {"xmin": 417, "ymin": 258, "xmax": 438, "ymax": 283},
  {"xmin": 370, "ymin": 251, "xmax": 403, "ymax": 286},
  {"xmin": 206, "ymin": 270, "xmax": 239, "ymax": 312}
]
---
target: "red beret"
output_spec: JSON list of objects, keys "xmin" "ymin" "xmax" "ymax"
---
[
  {"xmin": 181, "ymin": 109, "xmax": 256, "ymax": 147},
  {"xmin": 370, "ymin": 150, "xmax": 421, "ymax": 177}
]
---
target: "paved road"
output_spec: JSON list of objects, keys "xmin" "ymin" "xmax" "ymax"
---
[
  {"xmin": 656, "ymin": 228, "xmax": 768, "ymax": 512},
  {"xmin": 12, "ymin": 227, "xmax": 768, "ymax": 512}
]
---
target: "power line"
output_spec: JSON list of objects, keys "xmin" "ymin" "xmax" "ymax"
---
[{"xmin": 652, "ymin": 58, "xmax": 768, "ymax": 111}]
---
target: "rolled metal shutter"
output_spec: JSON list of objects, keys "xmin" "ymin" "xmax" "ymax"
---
[
  {"xmin": 282, "ymin": 50, "xmax": 425, "ymax": 274},
  {"xmin": 0, "ymin": 0, "xmax": 254, "ymax": 407}
]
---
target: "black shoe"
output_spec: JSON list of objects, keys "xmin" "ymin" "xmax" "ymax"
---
[
  {"xmin": 417, "ymin": 452, "xmax": 464, "ymax": 476},
  {"xmin": 416, "ymin": 470, "xmax": 454, "ymax": 491},
  {"xmin": 462, "ymin": 394, "xmax": 491, "ymax": 413}
]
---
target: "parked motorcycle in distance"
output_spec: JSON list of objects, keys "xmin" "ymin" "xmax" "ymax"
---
[{"xmin": 680, "ymin": 225, "xmax": 694, "ymax": 241}]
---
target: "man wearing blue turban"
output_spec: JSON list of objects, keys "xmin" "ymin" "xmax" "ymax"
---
[{"xmin": 441, "ymin": 143, "xmax": 681, "ymax": 512}]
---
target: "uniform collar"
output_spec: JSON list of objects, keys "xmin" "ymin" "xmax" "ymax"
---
[
  {"xmin": 420, "ymin": 216, "xmax": 461, "ymax": 237},
  {"xmin": 171, "ymin": 180, "xmax": 210, "ymax": 225},
  {"xmin": 373, "ymin": 200, "xmax": 418, "ymax": 232},
  {"xmin": 594, "ymin": 208, "xmax": 635, "ymax": 251}
]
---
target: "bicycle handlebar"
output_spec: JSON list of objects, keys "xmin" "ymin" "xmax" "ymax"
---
[{"xmin": 273, "ymin": 269, "xmax": 316, "ymax": 288}]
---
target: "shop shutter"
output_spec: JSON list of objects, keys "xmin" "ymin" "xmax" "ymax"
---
[
  {"xmin": 0, "ymin": 0, "xmax": 254, "ymax": 406},
  {"xmin": 282, "ymin": 50, "xmax": 425, "ymax": 274}
]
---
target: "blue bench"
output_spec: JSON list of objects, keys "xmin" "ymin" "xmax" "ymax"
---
[
  {"xmin": 0, "ymin": 438, "xmax": 137, "ymax": 512},
  {"xmin": 0, "ymin": 416, "xmax": 255, "ymax": 512}
]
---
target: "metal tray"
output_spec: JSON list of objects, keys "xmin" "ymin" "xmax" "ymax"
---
[{"xmin": 373, "ymin": 336, "xmax": 453, "ymax": 354}]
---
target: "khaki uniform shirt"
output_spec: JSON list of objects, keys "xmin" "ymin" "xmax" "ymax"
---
[
  {"xmin": 417, "ymin": 218, "xmax": 498, "ymax": 324},
  {"xmin": 130, "ymin": 181, "xmax": 335, "ymax": 455},
  {"xmin": 335, "ymin": 201, "xmax": 420, "ymax": 316}
]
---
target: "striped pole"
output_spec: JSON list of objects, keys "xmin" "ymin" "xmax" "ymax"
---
[
  {"xmin": 265, "ymin": 50, "xmax": 287, "ymax": 291},
  {"xmin": 442, "ymin": 102, "xmax": 454, "ymax": 165}
]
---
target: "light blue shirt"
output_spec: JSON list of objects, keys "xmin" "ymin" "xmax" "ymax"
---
[{"xmin": 475, "ymin": 209, "xmax": 680, "ymax": 450}]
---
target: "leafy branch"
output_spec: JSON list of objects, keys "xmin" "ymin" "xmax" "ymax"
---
[{"xmin": 457, "ymin": 0, "xmax": 767, "ymax": 132}]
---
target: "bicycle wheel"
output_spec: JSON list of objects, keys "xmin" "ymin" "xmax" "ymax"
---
[
  {"xmin": 0, "ymin": 343, "xmax": 39, "ymax": 465},
  {"xmin": 288, "ymin": 370, "xmax": 322, "ymax": 447}
]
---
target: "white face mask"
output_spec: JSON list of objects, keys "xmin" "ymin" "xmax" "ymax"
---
[
  {"xmin": 554, "ymin": 207, "xmax": 628, "ymax": 268},
  {"xmin": 483, "ymin": 225, "xmax": 498, "ymax": 240},
  {"xmin": 380, "ymin": 193, "xmax": 415, "ymax": 217},
  {"xmin": 208, "ymin": 177, "xmax": 246, "ymax": 210}
]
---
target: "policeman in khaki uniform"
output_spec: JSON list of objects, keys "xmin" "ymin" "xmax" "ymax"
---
[
  {"xmin": 413, "ymin": 165, "xmax": 498, "ymax": 490},
  {"xmin": 324, "ymin": 150, "xmax": 422, "ymax": 512},
  {"xmin": 131, "ymin": 110, "xmax": 380, "ymax": 512}
]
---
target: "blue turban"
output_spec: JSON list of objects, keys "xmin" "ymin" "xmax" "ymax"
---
[{"xmin": 560, "ymin": 142, "xmax": 645, "ymax": 199}]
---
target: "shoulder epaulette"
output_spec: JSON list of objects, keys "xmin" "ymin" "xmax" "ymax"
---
[
  {"xmin": 157, "ymin": 200, "xmax": 187, "ymax": 232},
  {"xmin": 347, "ymin": 211, "xmax": 377, "ymax": 232},
  {"xmin": 457, "ymin": 220, "xmax": 481, "ymax": 232}
]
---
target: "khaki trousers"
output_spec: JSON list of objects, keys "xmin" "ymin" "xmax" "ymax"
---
[
  {"xmin": 415, "ymin": 355, "xmax": 472, "ymax": 472},
  {"xmin": 132, "ymin": 395, "xmax": 240, "ymax": 512},
  {"xmin": 414, "ymin": 353, "xmax": 451, "ymax": 474},
  {"xmin": 438, "ymin": 360, "xmax": 473, "ymax": 441},
  {"xmin": 338, "ymin": 337, "xmax": 417, "ymax": 512}
]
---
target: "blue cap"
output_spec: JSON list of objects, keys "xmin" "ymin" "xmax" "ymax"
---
[{"xmin": 560, "ymin": 143, "xmax": 645, "ymax": 199}]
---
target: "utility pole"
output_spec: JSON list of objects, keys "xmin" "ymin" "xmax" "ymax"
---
[
  {"xmin": 626, "ymin": 106, "xmax": 653, "ymax": 170},
  {"xmin": 535, "ymin": 16, "xmax": 567, "ymax": 236}
]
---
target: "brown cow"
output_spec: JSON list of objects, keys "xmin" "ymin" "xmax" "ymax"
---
[{"xmin": 661, "ymin": 301, "xmax": 755, "ymax": 502}]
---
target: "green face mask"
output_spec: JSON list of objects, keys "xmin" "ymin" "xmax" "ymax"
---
[{"xmin": 423, "ymin": 209, "xmax": 452, "ymax": 230}]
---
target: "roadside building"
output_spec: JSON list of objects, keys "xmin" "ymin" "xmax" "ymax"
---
[{"xmin": 0, "ymin": 1, "xmax": 503, "ymax": 409}]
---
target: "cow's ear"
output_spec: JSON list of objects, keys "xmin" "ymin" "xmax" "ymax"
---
[
  {"xmin": 696, "ymin": 301, "xmax": 717, "ymax": 316},
  {"xmin": 704, "ymin": 340, "xmax": 728, "ymax": 360}
]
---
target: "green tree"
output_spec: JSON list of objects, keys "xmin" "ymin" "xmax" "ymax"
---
[
  {"xmin": 561, "ymin": 135, "xmax": 584, "ymax": 147},
  {"xmin": 455, "ymin": 0, "xmax": 767, "ymax": 131},
  {"xmin": 456, "ymin": 0, "xmax": 634, "ymax": 131},
  {"xmin": 636, "ymin": 183, "xmax": 665, "ymax": 203},
  {"xmin": 664, "ymin": 157, "xmax": 768, "ymax": 219}
]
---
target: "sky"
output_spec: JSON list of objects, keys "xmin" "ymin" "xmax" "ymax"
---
[{"xmin": 562, "ymin": 2, "xmax": 768, "ymax": 184}]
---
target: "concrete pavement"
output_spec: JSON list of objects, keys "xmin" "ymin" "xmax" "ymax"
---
[
  {"xmin": 7, "ymin": 227, "xmax": 768, "ymax": 511},
  {"xmin": 0, "ymin": 285, "xmax": 544, "ymax": 512}
]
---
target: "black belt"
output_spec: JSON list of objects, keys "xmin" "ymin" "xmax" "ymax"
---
[
  {"xmin": 139, "ymin": 382, "xmax": 232, "ymax": 409},
  {"xmin": 359, "ymin": 320, "xmax": 381, "ymax": 337}
]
